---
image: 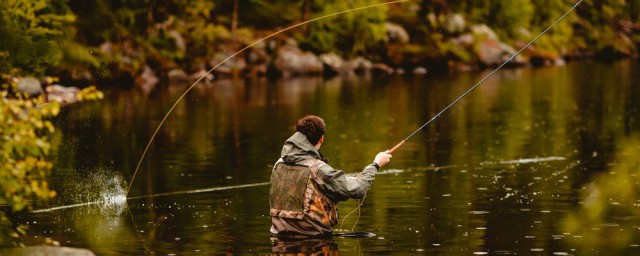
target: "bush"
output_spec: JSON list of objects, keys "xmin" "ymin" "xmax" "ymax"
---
[{"xmin": 0, "ymin": 87, "xmax": 59, "ymax": 245}]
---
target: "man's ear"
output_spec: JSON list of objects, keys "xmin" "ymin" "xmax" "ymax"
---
[{"xmin": 319, "ymin": 135, "xmax": 324, "ymax": 144}]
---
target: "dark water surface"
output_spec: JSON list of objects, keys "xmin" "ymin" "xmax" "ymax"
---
[{"xmin": 21, "ymin": 60, "xmax": 640, "ymax": 255}]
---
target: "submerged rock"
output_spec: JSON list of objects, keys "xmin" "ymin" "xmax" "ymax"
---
[{"xmin": 1, "ymin": 246, "xmax": 95, "ymax": 256}]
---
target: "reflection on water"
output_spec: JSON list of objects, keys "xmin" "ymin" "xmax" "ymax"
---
[
  {"xmin": 271, "ymin": 237, "xmax": 338, "ymax": 255},
  {"xmin": 563, "ymin": 137, "xmax": 640, "ymax": 255},
  {"xmin": 17, "ymin": 60, "xmax": 640, "ymax": 254}
]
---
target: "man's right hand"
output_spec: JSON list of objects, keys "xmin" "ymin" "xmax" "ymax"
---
[{"xmin": 374, "ymin": 150, "xmax": 392, "ymax": 168}]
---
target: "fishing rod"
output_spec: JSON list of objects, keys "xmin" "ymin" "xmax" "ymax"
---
[{"xmin": 387, "ymin": 0, "xmax": 583, "ymax": 154}]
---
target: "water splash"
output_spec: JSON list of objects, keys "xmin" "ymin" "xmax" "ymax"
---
[{"xmin": 33, "ymin": 171, "xmax": 127, "ymax": 214}]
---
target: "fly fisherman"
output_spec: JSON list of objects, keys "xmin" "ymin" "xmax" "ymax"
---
[{"xmin": 269, "ymin": 115, "xmax": 392, "ymax": 237}]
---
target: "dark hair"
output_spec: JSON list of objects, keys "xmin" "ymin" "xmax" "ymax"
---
[{"xmin": 296, "ymin": 115, "xmax": 326, "ymax": 145}]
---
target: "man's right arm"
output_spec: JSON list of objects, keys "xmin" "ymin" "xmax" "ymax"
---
[{"xmin": 315, "ymin": 151, "xmax": 392, "ymax": 201}]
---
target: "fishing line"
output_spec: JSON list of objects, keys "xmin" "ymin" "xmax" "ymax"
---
[
  {"xmin": 341, "ymin": 0, "xmax": 584, "ymax": 230},
  {"xmin": 31, "ymin": 157, "xmax": 564, "ymax": 213},
  {"xmin": 126, "ymin": 0, "xmax": 410, "ymax": 197}
]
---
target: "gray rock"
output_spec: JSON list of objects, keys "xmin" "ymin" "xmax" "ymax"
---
[
  {"xmin": 136, "ymin": 65, "xmax": 159, "ymax": 94},
  {"xmin": 274, "ymin": 44, "xmax": 323, "ymax": 77},
  {"xmin": 46, "ymin": 85, "xmax": 79, "ymax": 105},
  {"xmin": 372, "ymin": 63, "xmax": 394, "ymax": 75},
  {"xmin": 470, "ymin": 24, "xmax": 525, "ymax": 66},
  {"xmin": 319, "ymin": 53, "xmax": 351, "ymax": 75},
  {"xmin": 450, "ymin": 33, "xmax": 475, "ymax": 47},
  {"xmin": 385, "ymin": 23, "xmax": 410, "ymax": 43},
  {"xmin": 168, "ymin": 69, "xmax": 188, "ymax": 83},
  {"xmin": 444, "ymin": 14, "xmax": 466, "ymax": 34},
  {"xmin": 190, "ymin": 69, "xmax": 214, "ymax": 81},
  {"xmin": 348, "ymin": 57, "xmax": 373, "ymax": 75},
  {"xmin": 167, "ymin": 30, "xmax": 186, "ymax": 52},
  {"xmin": 413, "ymin": 67, "xmax": 428, "ymax": 75},
  {"xmin": 210, "ymin": 51, "xmax": 247, "ymax": 75},
  {"xmin": 16, "ymin": 77, "xmax": 42, "ymax": 97},
  {"xmin": 475, "ymin": 39, "xmax": 525, "ymax": 66},
  {"xmin": 1, "ymin": 246, "xmax": 95, "ymax": 256},
  {"xmin": 471, "ymin": 24, "xmax": 498, "ymax": 41}
]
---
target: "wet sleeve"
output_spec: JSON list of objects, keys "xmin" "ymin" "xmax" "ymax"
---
[{"xmin": 315, "ymin": 164, "xmax": 378, "ymax": 202}]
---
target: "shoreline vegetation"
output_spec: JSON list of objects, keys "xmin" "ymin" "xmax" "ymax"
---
[{"xmin": 1, "ymin": 0, "xmax": 639, "ymax": 93}]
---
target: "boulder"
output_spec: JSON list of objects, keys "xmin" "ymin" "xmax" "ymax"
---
[
  {"xmin": 444, "ymin": 14, "xmax": 466, "ymax": 34},
  {"xmin": 136, "ymin": 65, "xmax": 159, "ymax": 94},
  {"xmin": 1, "ymin": 246, "xmax": 95, "ymax": 256},
  {"xmin": 319, "ymin": 53, "xmax": 351, "ymax": 75},
  {"xmin": 190, "ymin": 69, "xmax": 214, "ymax": 81},
  {"xmin": 46, "ymin": 85, "xmax": 80, "ymax": 105},
  {"xmin": 471, "ymin": 24, "xmax": 526, "ymax": 66},
  {"xmin": 450, "ymin": 33, "xmax": 475, "ymax": 47},
  {"xmin": 167, "ymin": 30, "xmax": 186, "ymax": 52},
  {"xmin": 274, "ymin": 43, "xmax": 323, "ymax": 77},
  {"xmin": 372, "ymin": 63, "xmax": 394, "ymax": 75},
  {"xmin": 385, "ymin": 23, "xmax": 410, "ymax": 43},
  {"xmin": 348, "ymin": 57, "xmax": 373, "ymax": 75},
  {"xmin": 16, "ymin": 77, "xmax": 43, "ymax": 97},
  {"xmin": 413, "ymin": 66, "xmax": 428, "ymax": 75},
  {"xmin": 470, "ymin": 24, "xmax": 499, "ymax": 41},
  {"xmin": 210, "ymin": 51, "xmax": 247, "ymax": 75},
  {"xmin": 167, "ymin": 69, "xmax": 188, "ymax": 83}
]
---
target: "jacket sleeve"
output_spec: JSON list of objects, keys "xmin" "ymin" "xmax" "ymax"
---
[{"xmin": 315, "ymin": 164, "xmax": 378, "ymax": 202}]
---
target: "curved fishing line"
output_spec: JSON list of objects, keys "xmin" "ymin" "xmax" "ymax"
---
[
  {"xmin": 388, "ymin": 0, "xmax": 584, "ymax": 154},
  {"xmin": 344, "ymin": 0, "xmax": 584, "ymax": 230},
  {"xmin": 127, "ymin": 0, "xmax": 411, "ymax": 196}
]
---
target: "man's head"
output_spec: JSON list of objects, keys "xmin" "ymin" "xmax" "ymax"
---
[{"xmin": 296, "ymin": 115, "xmax": 325, "ymax": 148}]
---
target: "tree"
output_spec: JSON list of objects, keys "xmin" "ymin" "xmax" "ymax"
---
[
  {"xmin": 300, "ymin": 0, "xmax": 388, "ymax": 57},
  {"xmin": 0, "ymin": 0, "xmax": 78, "ymax": 75}
]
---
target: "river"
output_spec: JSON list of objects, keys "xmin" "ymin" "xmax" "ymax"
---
[{"xmin": 20, "ymin": 60, "xmax": 640, "ymax": 255}]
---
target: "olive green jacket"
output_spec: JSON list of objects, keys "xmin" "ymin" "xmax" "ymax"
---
[{"xmin": 280, "ymin": 132, "xmax": 378, "ymax": 202}]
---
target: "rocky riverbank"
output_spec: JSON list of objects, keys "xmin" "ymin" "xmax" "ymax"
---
[{"xmin": 94, "ymin": 18, "xmax": 639, "ymax": 93}]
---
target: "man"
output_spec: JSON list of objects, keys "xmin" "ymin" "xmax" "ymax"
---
[{"xmin": 269, "ymin": 115, "xmax": 392, "ymax": 237}]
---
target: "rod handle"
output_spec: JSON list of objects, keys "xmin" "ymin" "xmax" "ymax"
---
[{"xmin": 388, "ymin": 140, "xmax": 405, "ymax": 154}]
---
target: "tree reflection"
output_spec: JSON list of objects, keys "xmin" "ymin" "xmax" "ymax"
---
[{"xmin": 563, "ymin": 136, "xmax": 640, "ymax": 254}]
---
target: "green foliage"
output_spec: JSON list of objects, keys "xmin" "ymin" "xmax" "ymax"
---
[
  {"xmin": 0, "ymin": 0, "xmax": 81, "ymax": 75},
  {"xmin": 300, "ymin": 0, "xmax": 388, "ymax": 57},
  {"xmin": 0, "ymin": 87, "xmax": 59, "ymax": 245},
  {"xmin": 528, "ymin": 0, "xmax": 576, "ymax": 55},
  {"xmin": 463, "ymin": 0, "xmax": 535, "ymax": 39},
  {"xmin": 562, "ymin": 137, "xmax": 640, "ymax": 253}
]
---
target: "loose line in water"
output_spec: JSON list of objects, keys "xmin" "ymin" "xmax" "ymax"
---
[
  {"xmin": 33, "ymin": 156, "xmax": 567, "ymax": 213},
  {"xmin": 32, "ymin": 182, "xmax": 269, "ymax": 213},
  {"xmin": 126, "ymin": 0, "xmax": 411, "ymax": 197}
]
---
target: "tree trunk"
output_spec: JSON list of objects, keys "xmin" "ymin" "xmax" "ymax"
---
[
  {"xmin": 301, "ymin": 0, "xmax": 310, "ymax": 34},
  {"xmin": 231, "ymin": 0, "xmax": 239, "ymax": 35}
]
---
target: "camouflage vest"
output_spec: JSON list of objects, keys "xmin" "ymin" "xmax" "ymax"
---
[{"xmin": 269, "ymin": 158, "xmax": 339, "ymax": 227}]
